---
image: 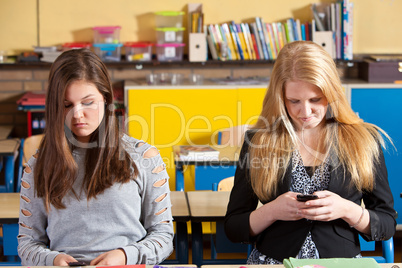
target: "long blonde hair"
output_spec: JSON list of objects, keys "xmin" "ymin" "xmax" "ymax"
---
[{"xmin": 249, "ymin": 41, "xmax": 388, "ymax": 202}]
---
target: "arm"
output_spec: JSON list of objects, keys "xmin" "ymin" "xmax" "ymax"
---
[
  {"xmin": 18, "ymin": 156, "xmax": 76, "ymax": 266},
  {"xmin": 224, "ymin": 139, "xmax": 258, "ymax": 243},
  {"xmin": 298, "ymin": 146, "xmax": 396, "ymax": 240},
  {"xmin": 362, "ymin": 145, "xmax": 397, "ymax": 241},
  {"xmin": 225, "ymin": 135, "xmax": 304, "ymax": 242},
  {"xmin": 117, "ymin": 147, "xmax": 174, "ymax": 265}
]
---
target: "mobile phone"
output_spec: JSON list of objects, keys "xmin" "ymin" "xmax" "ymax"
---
[
  {"xmin": 68, "ymin": 261, "xmax": 87, "ymax": 266},
  {"xmin": 296, "ymin": 194, "xmax": 318, "ymax": 202}
]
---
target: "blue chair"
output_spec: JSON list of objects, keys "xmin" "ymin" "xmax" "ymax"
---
[{"xmin": 359, "ymin": 235, "xmax": 394, "ymax": 263}]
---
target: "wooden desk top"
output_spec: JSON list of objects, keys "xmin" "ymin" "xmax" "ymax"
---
[
  {"xmin": 170, "ymin": 191, "xmax": 190, "ymax": 219},
  {"xmin": 173, "ymin": 145, "xmax": 241, "ymax": 164},
  {"xmin": 0, "ymin": 138, "xmax": 20, "ymax": 156},
  {"xmin": 186, "ymin": 191, "xmax": 230, "ymax": 220},
  {"xmin": 0, "ymin": 191, "xmax": 189, "ymax": 222},
  {"xmin": 0, "ymin": 193, "xmax": 19, "ymax": 223},
  {"xmin": 0, "ymin": 125, "xmax": 13, "ymax": 139}
]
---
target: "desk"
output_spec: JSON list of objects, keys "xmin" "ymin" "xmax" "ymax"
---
[
  {"xmin": 173, "ymin": 146, "xmax": 240, "ymax": 191},
  {"xmin": 0, "ymin": 125, "xmax": 13, "ymax": 139},
  {"xmin": 187, "ymin": 191, "xmax": 248, "ymax": 267},
  {"xmin": 0, "ymin": 193, "xmax": 20, "ymax": 258},
  {"xmin": 0, "ymin": 192, "xmax": 190, "ymax": 264},
  {"xmin": 0, "ymin": 138, "xmax": 20, "ymax": 192},
  {"xmin": 168, "ymin": 191, "xmax": 190, "ymax": 264}
]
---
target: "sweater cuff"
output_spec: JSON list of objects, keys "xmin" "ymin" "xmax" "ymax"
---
[
  {"xmin": 121, "ymin": 246, "xmax": 139, "ymax": 265},
  {"xmin": 45, "ymin": 251, "xmax": 62, "ymax": 266}
]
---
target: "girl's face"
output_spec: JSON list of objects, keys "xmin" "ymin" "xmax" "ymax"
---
[
  {"xmin": 64, "ymin": 80, "xmax": 105, "ymax": 143},
  {"xmin": 284, "ymin": 80, "xmax": 328, "ymax": 132}
]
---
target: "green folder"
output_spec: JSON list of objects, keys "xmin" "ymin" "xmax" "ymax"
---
[{"xmin": 283, "ymin": 257, "xmax": 380, "ymax": 268}]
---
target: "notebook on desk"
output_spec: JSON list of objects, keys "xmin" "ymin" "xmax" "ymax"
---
[{"xmin": 283, "ymin": 257, "xmax": 380, "ymax": 268}]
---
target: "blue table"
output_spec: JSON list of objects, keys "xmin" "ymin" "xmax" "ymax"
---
[
  {"xmin": 0, "ymin": 138, "xmax": 20, "ymax": 193},
  {"xmin": 173, "ymin": 145, "xmax": 240, "ymax": 191},
  {"xmin": 0, "ymin": 193, "xmax": 20, "ymax": 264}
]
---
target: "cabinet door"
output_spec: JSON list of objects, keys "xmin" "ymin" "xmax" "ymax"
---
[
  {"xmin": 351, "ymin": 88, "xmax": 402, "ymax": 224},
  {"xmin": 238, "ymin": 87, "xmax": 267, "ymax": 125},
  {"xmin": 127, "ymin": 88, "xmax": 238, "ymax": 190}
]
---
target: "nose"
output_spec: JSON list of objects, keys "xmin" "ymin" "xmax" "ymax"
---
[
  {"xmin": 300, "ymin": 102, "xmax": 312, "ymax": 117},
  {"xmin": 72, "ymin": 104, "xmax": 84, "ymax": 118}
]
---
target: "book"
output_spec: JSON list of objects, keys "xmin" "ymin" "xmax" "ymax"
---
[
  {"xmin": 250, "ymin": 22, "xmax": 264, "ymax": 60},
  {"xmin": 266, "ymin": 23, "xmax": 277, "ymax": 59},
  {"xmin": 286, "ymin": 18, "xmax": 295, "ymax": 43},
  {"xmin": 236, "ymin": 23, "xmax": 250, "ymax": 60},
  {"xmin": 221, "ymin": 23, "xmax": 238, "ymax": 60},
  {"xmin": 206, "ymin": 35, "xmax": 218, "ymax": 60},
  {"xmin": 229, "ymin": 22, "xmax": 244, "ymax": 60},
  {"xmin": 283, "ymin": 257, "xmax": 380, "ymax": 268},
  {"xmin": 255, "ymin": 17, "xmax": 269, "ymax": 60},
  {"xmin": 179, "ymin": 145, "xmax": 220, "ymax": 161}
]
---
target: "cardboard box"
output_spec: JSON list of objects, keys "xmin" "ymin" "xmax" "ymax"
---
[{"xmin": 360, "ymin": 58, "xmax": 402, "ymax": 83}]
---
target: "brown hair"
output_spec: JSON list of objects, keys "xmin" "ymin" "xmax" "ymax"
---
[
  {"xmin": 249, "ymin": 41, "xmax": 389, "ymax": 201},
  {"xmin": 34, "ymin": 49, "xmax": 138, "ymax": 211}
]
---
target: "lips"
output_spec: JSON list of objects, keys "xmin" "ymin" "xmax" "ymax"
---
[
  {"xmin": 300, "ymin": 116, "xmax": 314, "ymax": 122},
  {"xmin": 73, "ymin": 123, "xmax": 87, "ymax": 127}
]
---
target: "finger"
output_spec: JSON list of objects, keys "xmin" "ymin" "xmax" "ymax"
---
[{"xmin": 90, "ymin": 255, "xmax": 104, "ymax": 266}]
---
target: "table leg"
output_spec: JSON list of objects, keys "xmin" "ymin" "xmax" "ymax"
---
[
  {"xmin": 175, "ymin": 163, "xmax": 184, "ymax": 191},
  {"xmin": 175, "ymin": 221, "xmax": 189, "ymax": 264},
  {"xmin": 191, "ymin": 221, "xmax": 203, "ymax": 266}
]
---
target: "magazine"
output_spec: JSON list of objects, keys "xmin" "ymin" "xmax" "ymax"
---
[{"xmin": 179, "ymin": 145, "xmax": 220, "ymax": 161}]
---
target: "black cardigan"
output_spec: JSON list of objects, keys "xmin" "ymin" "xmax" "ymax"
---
[{"xmin": 224, "ymin": 131, "xmax": 397, "ymax": 262}]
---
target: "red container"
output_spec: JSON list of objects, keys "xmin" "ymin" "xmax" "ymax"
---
[{"xmin": 124, "ymin": 42, "xmax": 154, "ymax": 61}]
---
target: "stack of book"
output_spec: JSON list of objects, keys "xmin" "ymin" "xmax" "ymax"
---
[
  {"xmin": 205, "ymin": 0, "xmax": 353, "ymax": 61},
  {"xmin": 179, "ymin": 145, "xmax": 220, "ymax": 161}
]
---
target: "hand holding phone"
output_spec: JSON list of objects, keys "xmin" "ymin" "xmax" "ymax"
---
[{"xmin": 296, "ymin": 194, "xmax": 318, "ymax": 202}]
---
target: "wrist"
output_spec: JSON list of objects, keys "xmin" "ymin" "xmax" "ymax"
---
[{"xmin": 350, "ymin": 206, "xmax": 365, "ymax": 229}]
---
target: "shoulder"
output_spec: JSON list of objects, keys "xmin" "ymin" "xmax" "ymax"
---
[
  {"xmin": 20, "ymin": 153, "xmax": 38, "ymax": 191},
  {"xmin": 121, "ymin": 134, "xmax": 153, "ymax": 155},
  {"xmin": 121, "ymin": 134, "xmax": 164, "ymax": 166}
]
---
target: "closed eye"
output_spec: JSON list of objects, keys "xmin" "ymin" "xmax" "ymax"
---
[
  {"xmin": 288, "ymin": 99, "xmax": 299, "ymax": 104},
  {"xmin": 82, "ymin": 101, "xmax": 94, "ymax": 106},
  {"xmin": 310, "ymin": 98, "xmax": 321, "ymax": 103}
]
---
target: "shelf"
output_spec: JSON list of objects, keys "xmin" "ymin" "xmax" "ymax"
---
[{"xmin": 0, "ymin": 57, "xmax": 363, "ymax": 70}]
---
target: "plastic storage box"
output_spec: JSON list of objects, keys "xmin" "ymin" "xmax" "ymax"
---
[
  {"xmin": 124, "ymin": 42, "xmax": 153, "ymax": 61},
  {"xmin": 155, "ymin": 27, "xmax": 185, "ymax": 44},
  {"xmin": 155, "ymin": 43, "xmax": 185, "ymax": 62},
  {"xmin": 155, "ymin": 11, "xmax": 184, "ymax": 28},
  {"xmin": 93, "ymin": 43, "xmax": 123, "ymax": 62},
  {"xmin": 62, "ymin": 42, "xmax": 92, "ymax": 51},
  {"xmin": 92, "ymin": 26, "xmax": 121, "ymax": 44}
]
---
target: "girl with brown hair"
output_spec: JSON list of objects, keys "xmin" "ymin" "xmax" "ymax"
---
[{"xmin": 18, "ymin": 49, "xmax": 173, "ymax": 266}]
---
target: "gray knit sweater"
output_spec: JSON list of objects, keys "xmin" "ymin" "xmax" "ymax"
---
[{"xmin": 18, "ymin": 135, "xmax": 174, "ymax": 266}]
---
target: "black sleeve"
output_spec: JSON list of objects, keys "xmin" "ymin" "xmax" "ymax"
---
[
  {"xmin": 224, "ymin": 131, "xmax": 260, "ymax": 243},
  {"xmin": 362, "ymin": 145, "xmax": 397, "ymax": 241}
]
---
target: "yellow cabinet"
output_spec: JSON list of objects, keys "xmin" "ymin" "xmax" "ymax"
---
[{"xmin": 125, "ymin": 84, "xmax": 266, "ymax": 190}]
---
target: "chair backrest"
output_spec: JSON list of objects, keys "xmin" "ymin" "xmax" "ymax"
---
[
  {"xmin": 217, "ymin": 124, "xmax": 250, "ymax": 146},
  {"xmin": 217, "ymin": 176, "xmax": 234, "ymax": 191},
  {"xmin": 23, "ymin": 134, "xmax": 44, "ymax": 165},
  {"xmin": 359, "ymin": 235, "xmax": 394, "ymax": 263}
]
